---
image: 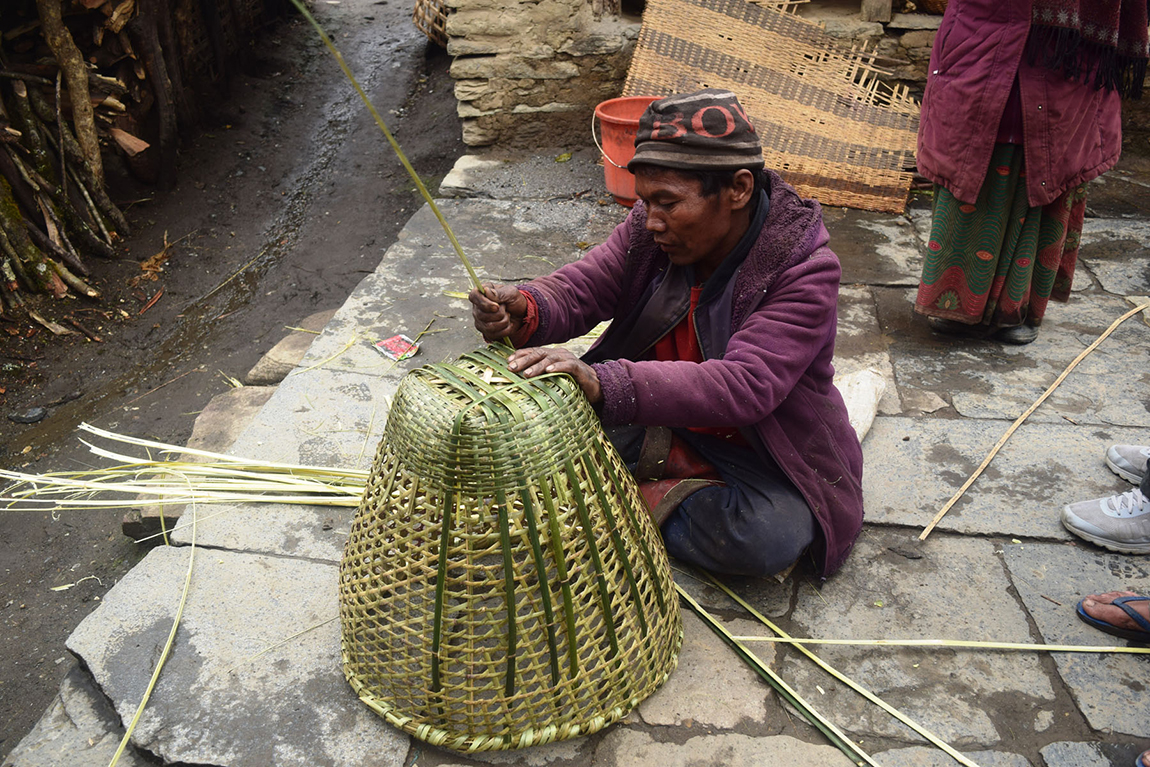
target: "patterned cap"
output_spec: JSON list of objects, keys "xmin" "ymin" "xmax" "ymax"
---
[{"xmin": 628, "ymin": 89, "xmax": 764, "ymax": 172}]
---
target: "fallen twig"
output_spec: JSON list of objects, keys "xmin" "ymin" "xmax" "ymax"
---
[
  {"xmin": 139, "ymin": 285, "xmax": 164, "ymax": 315},
  {"xmin": 68, "ymin": 317, "xmax": 101, "ymax": 341},
  {"xmin": 124, "ymin": 368, "xmax": 196, "ymax": 405}
]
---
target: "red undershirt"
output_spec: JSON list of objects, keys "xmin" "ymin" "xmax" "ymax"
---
[
  {"xmin": 514, "ymin": 286, "xmax": 747, "ymax": 445},
  {"xmin": 653, "ymin": 286, "xmax": 748, "ymax": 446}
]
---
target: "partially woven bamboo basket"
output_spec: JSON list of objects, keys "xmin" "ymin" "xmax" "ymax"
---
[{"xmin": 340, "ymin": 346, "xmax": 682, "ymax": 751}]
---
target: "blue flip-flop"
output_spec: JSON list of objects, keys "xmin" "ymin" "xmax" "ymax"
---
[
  {"xmin": 1137, "ymin": 750, "xmax": 1149, "ymax": 767},
  {"xmin": 1076, "ymin": 595, "xmax": 1150, "ymax": 644}
]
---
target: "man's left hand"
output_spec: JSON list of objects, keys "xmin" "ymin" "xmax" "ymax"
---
[{"xmin": 507, "ymin": 347, "xmax": 602, "ymax": 405}]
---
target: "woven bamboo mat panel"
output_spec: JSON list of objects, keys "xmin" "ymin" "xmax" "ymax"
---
[
  {"xmin": 623, "ymin": 0, "xmax": 920, "ymax": 213},
  {"xmin": 413, "ymin": 0, "xmax": 448, "ymax": 47},
  {"xmin": 340, "ymin": 346, "xmax": 682, "ymax": 751}
]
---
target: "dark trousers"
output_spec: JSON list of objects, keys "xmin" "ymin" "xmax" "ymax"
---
[{"xmin": 606, "ymin": 425, "xmax": 815, "ymax": 577}]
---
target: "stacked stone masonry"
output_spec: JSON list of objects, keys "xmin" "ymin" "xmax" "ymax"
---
[{"xmin": 446, "ymin": 0, "xmax": 640, "ymax": 147}]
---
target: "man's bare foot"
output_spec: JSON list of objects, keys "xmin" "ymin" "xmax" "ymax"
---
[
  {"xmin": 1138, "ymin": 747, "xmax": 1149, "ymax": 767},
  {"xmin": 1080, "ymin": 591, "xmax": 1149, "ymax": 631},
  {"xmin": 1077, "ymin": 591, "xmax": 1150, "ymax": 643}
]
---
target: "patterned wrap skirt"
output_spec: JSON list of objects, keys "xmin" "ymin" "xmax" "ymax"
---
[{"xmin": 915, "ymin": 143, "xmax": 1086, "ymax": 328}]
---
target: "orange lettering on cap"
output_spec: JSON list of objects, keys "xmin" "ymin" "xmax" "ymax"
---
[
  {"xmin": 728, "ymin": 101, "xmax": 755, "ymax": 134},
  {"xmin": 650, "ymin": 112, "xmax": 688, "ymax": 139},
  {"xmin": 691, "ymin": 106, "xmax": 735, "ymax": 138}
]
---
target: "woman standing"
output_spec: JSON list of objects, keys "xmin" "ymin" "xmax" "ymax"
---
[{"xmin": 914, "ymin": 0, "xmax": 1147, "ymax": 344}]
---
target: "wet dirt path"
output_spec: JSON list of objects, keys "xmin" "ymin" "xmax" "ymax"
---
[{"xmin": 0, "ymin": 0, "xmax": 462, "ymax": 755}]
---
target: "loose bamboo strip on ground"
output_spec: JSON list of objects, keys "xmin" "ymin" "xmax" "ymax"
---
[
  {"xmin": 699, "ymin": 573, "xmax": 982, "ymax": 767},
  {"xmin": 677, "ymin": 586, "xmax": 880, "ymax": 767},
  {"xmin": 729, "ymin": 637, "xmax": 1150, "ymax": 654},
  {"xmin": 920, "ymin": 302, "xmax": 1150, "ymax": 540},
  {"xmin": 107, "ymin": 498, "xmax": 197, "ymax": 767}
]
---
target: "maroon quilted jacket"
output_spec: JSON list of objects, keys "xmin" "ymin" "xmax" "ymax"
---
[
  {"xmin": 917, "ymin": 0, "xmax": 1123, "ymax": 207},
  {"xmin": 519, "ymin": 171, "xmax": 864, "ymax": 576}
]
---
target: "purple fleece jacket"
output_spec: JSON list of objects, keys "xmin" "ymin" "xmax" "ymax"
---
[{"xmin": 519, "ymin": 171, "xmax": 864, "ymax": 576}]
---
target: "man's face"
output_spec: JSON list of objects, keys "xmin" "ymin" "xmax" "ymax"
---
[{"xmin": 633, "ymin": 166, "xmax": 751, "ymax": 282}]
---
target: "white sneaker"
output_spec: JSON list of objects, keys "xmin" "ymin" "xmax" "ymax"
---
[
  {"xmin": 1105, "ymin": 445, "xmax": 1150, "ymax": 485},
  {"xmin": 1062, "ymin": 487, "xmax": 1150, "ymax": 554}
]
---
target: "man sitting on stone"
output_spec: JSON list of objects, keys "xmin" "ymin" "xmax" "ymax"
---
[{"xmin": 469, "ymin": 89, "xmax": 863, "ymax": 578}]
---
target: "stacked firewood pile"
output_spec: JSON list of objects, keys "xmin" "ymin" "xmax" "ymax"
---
[{"xmin": 0, "ymin": 0, "xmax": 280, "ymax": 308}]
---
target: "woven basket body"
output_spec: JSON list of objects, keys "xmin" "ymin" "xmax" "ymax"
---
[{"xmin": 340, "ymin": 346, "xmax": 682, "ymax": 751}]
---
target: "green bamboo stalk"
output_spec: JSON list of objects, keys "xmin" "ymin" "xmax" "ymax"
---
[
  {"xmin": 564, "ymin": 458, "xmax": 621, "ymax": 658},
  {"xmin": 593, "ymin": 439, "xmax": 668, "ymax": 614},
  {"xmin": 704, "ymin": 574, "xmax": 981, "ymax": 767},
  {"xmin": 430, "ymin": 488, "xmax": 456, "ymax": 693},
  {"xmin": 495, "ymin": 488, "xmax": 519, "ymax": 696},
  {"xmin": 539, "ymin": 477, "xmax": 580, "ymax": 677},
  {"xmin": 678, "ymin": 588, "xmax": 878, "ymax": 767},
  {"xmin": 582, "ymin": 447, "xmax": 648, "ymax": 636},
  {"xmin": 517, "ymin": 482, "xmax": 562, "ymax": 685}
]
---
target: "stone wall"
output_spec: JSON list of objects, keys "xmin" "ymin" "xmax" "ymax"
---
[
  {"xmin": 446, "ymin": 0, "xmax": 640, "ymax": 147},
  {"xmin": 814, "ymin": 11, "xmax": 940, "ymax": 99}
]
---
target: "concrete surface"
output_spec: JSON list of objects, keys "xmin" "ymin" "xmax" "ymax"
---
[{"xmin": 6, "ymin": 152, "xmax": 1150, "ymax": 767}]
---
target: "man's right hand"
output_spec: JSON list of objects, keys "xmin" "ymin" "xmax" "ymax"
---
[{"xmin": 469, "ymin": 283, "xmax": 528, "ymax": 343}]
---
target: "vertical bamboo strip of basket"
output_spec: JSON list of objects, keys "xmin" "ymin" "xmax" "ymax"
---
[
  {"xmin": 339, "ymin": 346, "xmax": 682, "ymax": 751},
  {"xmin": 623, "ymin": 0, "xmax": 920, "ymax": 214}
]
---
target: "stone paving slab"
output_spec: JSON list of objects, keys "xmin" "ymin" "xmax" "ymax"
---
[
  {"xmin": 672, "ymin": 567, "xmax": 795, "ymax": 620},
  {"xmin": 823, "ymin": 208, "xmax": 922, "ymax": 287},
  {"xmin": 124, "ymin": 384, "xmax": 276, "ymax": 538},
  {"xmin": 2, "ymin": 667, "xmax": 149, "ymax": 767},
  {"xmin": 245, "ymin": 308, "xmax": 339, "ymax": 385},
  {"xmin": 835, "ymin": 285, "xmax": 901, "ymax": 415},
  {"xmin": 637, "ymin": 611, "xmax": 775, "ymax": 730},
  {"xmin": 782, "ymin": 532, "xmax": 1056, "ymax": 745},
  {"xmin": 862, "ymin": 416, "xmax": 1149, "ymax": 538},
  {"xmin": 425, "ymin": 738, "xmax": 589, "ymax": 766},
  {"xmin": 66, "ymin": 546, "xmax": 407, "ymax": 767},
  {"xmin": 594, "ymin": 729, "xmax": 856, "ymax": 766},
  {"xmin": 439, "ymin": 149, "xmax": 608, "ymax": 202},
  {"xmin": 874, "ymin": 288, "xmax": 1150, "ymax": 428},
  {"xmin": 1039, "ymin": 741, "xmax": 1144, "ymax": 767},
  {"xmin": 170, "ymin": 369, "xmax": 385, "ymax": 559},
  {"xmin": 227, "ymin": 367, "xmax": 393, "ymax": 469},
  {"xmin": 1003, "ymin": 542, "xmax": 1150, "ymax": 738},
  {"xmin": 874, "ymin": 747, "xmax": 1033, "ymax": 766},
  {"xmin": 301, "ymin": 198, "xmax": 623, "ymax": 376}
]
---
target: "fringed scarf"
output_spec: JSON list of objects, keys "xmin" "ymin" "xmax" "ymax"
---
[{"xmin": 1028, "ymin": 0, "xmax": 1149, "ymax": 98}]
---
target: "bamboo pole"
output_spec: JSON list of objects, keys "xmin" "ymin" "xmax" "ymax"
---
[{"xmin": 920, "ymin": 302, "xmax": 1150, "ymax": 540}]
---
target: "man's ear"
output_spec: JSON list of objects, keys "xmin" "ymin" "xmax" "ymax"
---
[{"xmin": 728, "ymin": 169, "xmax": 756, "ymax": 210}]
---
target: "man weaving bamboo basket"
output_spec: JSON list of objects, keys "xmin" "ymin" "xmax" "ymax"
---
[{"xmin": 470, "ymin": 89, "xmax": 864, "ymax": 578}]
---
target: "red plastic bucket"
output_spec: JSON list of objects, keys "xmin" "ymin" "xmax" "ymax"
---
[{"xmin": 593, "ymin": 96, "xmax": 661, "ymax": 207}]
